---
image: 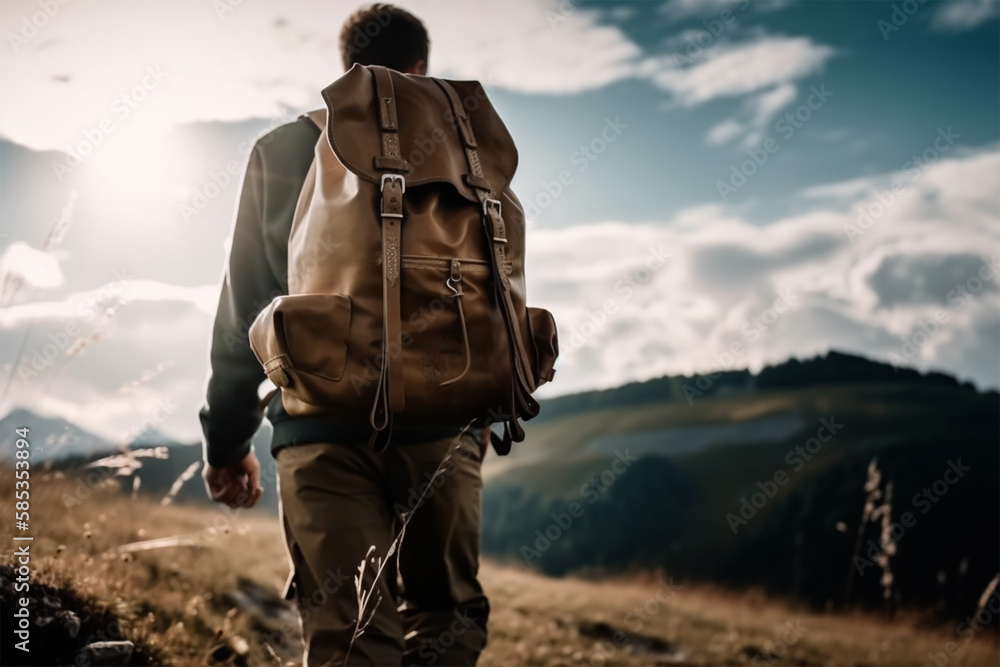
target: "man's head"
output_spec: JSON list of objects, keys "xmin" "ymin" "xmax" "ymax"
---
[{"xmin": 339, "ymin": 4, "xmax": 430, "ymax": 75}]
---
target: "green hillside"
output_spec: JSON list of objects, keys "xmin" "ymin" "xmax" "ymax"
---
[{"xmin": 482, "ymin": 352, "xmax": 999, "ymax": 620}]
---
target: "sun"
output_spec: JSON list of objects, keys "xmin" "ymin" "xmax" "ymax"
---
[{"xmin": 80, "ymin": 115, "xmax": 183, "ymax": 215}]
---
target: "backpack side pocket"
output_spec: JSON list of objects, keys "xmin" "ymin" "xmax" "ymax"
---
[
  {"xmin": 526, "ymin": 307, "xmax": 558, "ymax": 387},
  {"xmin": 250, "ymin": 294, "xmax": 352, "ymax": 405}
]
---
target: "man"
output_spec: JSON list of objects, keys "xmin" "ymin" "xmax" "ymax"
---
[{"xmin": 199, "ymin": 5, "xmax": 490, "ymax": 665}]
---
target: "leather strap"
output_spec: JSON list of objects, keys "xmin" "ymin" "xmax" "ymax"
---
[
  {"xmin": 433, "ymin": 79, "xmax": 539, "ymax": 445},
  {"xmin": 372, "ymin": 67, "xmax": 407, "ymax": 167},
  {"xmin": 435, "ymin": 81, "xmax": 537, "ymax": 392},
  {"xmin": 380, "ymin": 175, "xmax": 405, "ymax": 415},
  {"xmin": 369, "ymin": 66, "xmax": 407, "ymax": 445}
]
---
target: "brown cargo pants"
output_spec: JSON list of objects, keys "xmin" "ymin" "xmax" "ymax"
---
[{"xmin": 275, "ymin": 430, "xmax": 489, "ymax": 666}]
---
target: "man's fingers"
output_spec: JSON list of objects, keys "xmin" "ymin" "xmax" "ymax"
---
[
  {"xmin": 235, "ymin": 485, "xmax": 262, "ymax": 510},
  {"xmin": 205, "ymin": 454, "xmax": 263, "ymax": 508},
  {"xmin": 248, "ymin": 465, "xmax": 262, "ymax": 495},
  {"xmin": 224, "ymin": 474, "xmax": 263, "ymax": 509},
  {"xmin": 208, "ymin": 481, "xmax": 234, "ymax": 504},
  {"xmin": 208, "ymin": 475, "xmax": 242, "ymax": 505}
]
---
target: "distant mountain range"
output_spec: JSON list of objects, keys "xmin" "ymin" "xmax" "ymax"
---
[
  {"xmin": 0, "ymin": 408, "xmax": 193, "ymax": 459},
  {"xmin": 0, "ymin": 408, "xmax": 115, "ymax": 459}
]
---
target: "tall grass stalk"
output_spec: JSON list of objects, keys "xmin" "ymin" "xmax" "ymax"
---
[
  {"xmin": 161, "ymin": 461, "xmax": 202, "ymax": 506},
  {"xmin": 845, "ymin": 457, "xmax": 883, "ymax": 606},
  {"xmin": 343, "ymin": 422, "xmax": 473, "ymax": 665}
]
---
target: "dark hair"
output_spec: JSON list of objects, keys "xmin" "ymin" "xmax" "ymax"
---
[{"xmin": 339, "ymin": 3, "xmax": 430, "ymax": 72}]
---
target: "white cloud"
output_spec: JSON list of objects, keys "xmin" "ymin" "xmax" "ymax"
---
[
  {"xmin": 749, "ymin": 82, "xmax": 797, "ymax": 127},
  {"xmin": 0, "ymin": 0, "xmax": 648, "ymax": 150},
  {"xmin": 1, "ymin": 299, "xmax": 216, "ymax": 445},
  {"xmin": 660, "ymin": 0, "xmax": 792, "ymax": 23},
  {"xmin": 706, "ymin": 119, "xmax": 746, "ymax": 146},
  {"xmin": 755, "ymin": 1, "xmax": 795, "ymax": 14},
  {"xmin": 931, "ymin": 0, "xmax": 999, "ymax": 30},
  {"xmin": 706, "ymin": 81, "xmax": 798, "ymax": 147},
  {"xmin": 527, "ymin": 145, "xmax": 1000, "ymax": 394},
  {"xmin": 650, "ymin": 35, "xmax": 834, "ymax": 106},
  {"xmin": 430, "ymin": 3, "xmax": 642, "ymax": 95},
  {"xmin": 661, "ymin": 0, "xmax": 744, "ymax": 22},
  {"xmin": 800, "ymin": 176, "xmax": 878, "ymax": 202},
  {"xmin": 659, "ymin": 34, "xmax": 831, "ymax": 149},
  {"xmin": 0, "ymin": 279, "xmax": 218, "ymax": 328},
  {"xmin": 0, "ymin": 242, "xmax": 63, "ymax": 295},
  {"xmin": 1, "ymin": 0, "xmax": 835, "ymax": 153}
]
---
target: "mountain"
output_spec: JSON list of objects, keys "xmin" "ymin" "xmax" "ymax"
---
[
  {"xmin": 129, "ymin": 427, "xmax": 187, "ymax": 447},
  {"xmin": 480, "ymin": 350, "xmax": 999, "ymax": 619},
  {"xmin": 41, "ymin": 420, "xmax": 281, "ymax": 512},
  {"xmin": 0, "ymin": 408, "xmax": 114, "ymax": 460},
  {"xmin": 526, "ymin": 350, "xmax": 977, "ymax": 426}
]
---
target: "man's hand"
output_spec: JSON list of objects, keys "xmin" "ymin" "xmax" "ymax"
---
[{"xmin": 203, "ymin": 451, "xmax": 263, "ymax": 509}]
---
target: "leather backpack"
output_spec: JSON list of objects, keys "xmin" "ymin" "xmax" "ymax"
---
[{"xmin": 249, "ymin": 64, "xmax": 558, "ymax": 454}]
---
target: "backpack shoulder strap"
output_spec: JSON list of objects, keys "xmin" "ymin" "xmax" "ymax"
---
[{"xmin": 299, "ymin": 109, "xmax": 326, "ymax": 131}]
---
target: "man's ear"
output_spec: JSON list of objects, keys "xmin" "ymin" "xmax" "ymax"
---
[{"xmin": 406, "ymin": 60, "xmax": 427, "ymax": 76}]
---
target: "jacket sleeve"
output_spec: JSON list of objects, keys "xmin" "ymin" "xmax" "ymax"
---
[{"xmin": 199, "ymin": 143, "xmax": 283, "ymax": 468}]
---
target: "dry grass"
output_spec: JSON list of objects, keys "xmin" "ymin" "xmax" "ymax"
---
[
  {"xmin": 1, "ymin": 467, "xmax": 291, "ymax": 664},
  {"xmin": 2, "ymin": 468, "xmax": 998, "ymax": 666},
  {"xmin": 479, "ymin": 567, "xmax": 1000, "ymax": 666}
]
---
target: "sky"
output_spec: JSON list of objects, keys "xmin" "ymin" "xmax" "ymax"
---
[{"xmin": 0, "ymin": 0, "xmax": 998, "ymax": 446}]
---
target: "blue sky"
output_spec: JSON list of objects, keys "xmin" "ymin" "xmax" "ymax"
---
[
  {"xmin": 0, "ymin": 0, "xmax": 997, "ymax": 445},
  {"xmin": 504, "ymin": 0, "xmax": 999, "ymax": 227}
]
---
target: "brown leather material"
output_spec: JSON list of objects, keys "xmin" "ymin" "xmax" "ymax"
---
[
  {"xmin": 249, "ymin": 294, "xmax": 352, "ymax": 405},
  {"xmin": 371, "ymin": 68, "xmax": 406, "ymax": 436},
  {"xmin": 433, "ymin": 78, "xmax": 540, "ymax": 446},
  {"xmin": 527, "ymin": 307, "xmax": 558, "ymax": 385},
  {"xmin": 319, "ymin": 64, "xmax": 518, "ymax": 203},
  {"xmin": 248, "ymin": 65, "xmax": 557, "ymax": 451}
]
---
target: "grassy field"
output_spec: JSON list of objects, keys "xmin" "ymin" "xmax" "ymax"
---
[{"xmin": 1, "ymin": 468, "xmax": 998, "ymax": 666}]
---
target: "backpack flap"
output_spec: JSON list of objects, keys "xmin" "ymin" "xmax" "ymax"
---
[{"xmin": 319, "ymin": 63, "xmax": 518, "ymax": 204}]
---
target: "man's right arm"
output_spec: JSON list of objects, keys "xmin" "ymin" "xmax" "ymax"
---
[{"xmin": 199, "ymin": 143, "xmax": 283, "ymax": 469}]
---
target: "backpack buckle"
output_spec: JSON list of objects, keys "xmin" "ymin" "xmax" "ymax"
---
[
  {"xmin": 380, "ymin": 174, "xmax": 405, "ymax": 219},
  {"xmin": 483, "ymin": 198, "xmax": 506, "ymax": 244},
  {"xmin": 482, "ymin": 197, "xmax": 501, "ymax": 218},
  {"xmin": 483, "ymin": 198, "xmax": 507, "ymax": 243},
  {"xmin": 381, "ymin": 173, "xmax": 406, "ymax": 194}
]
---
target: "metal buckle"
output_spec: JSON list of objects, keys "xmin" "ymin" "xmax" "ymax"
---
[
  {"xmin": 380, "ymin": 174, "xmax": 405, "ymax": 219},
  {"xmin": 380, "ymin": 173, "xmax": 406, "ymax": 194},
  {"xmin": 482, "ymin": 197, "xmax": 501, "ymax": 217},
  {"xmin": 482, "ymin": 198, "xmax": 506, "ymax": 244}
]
